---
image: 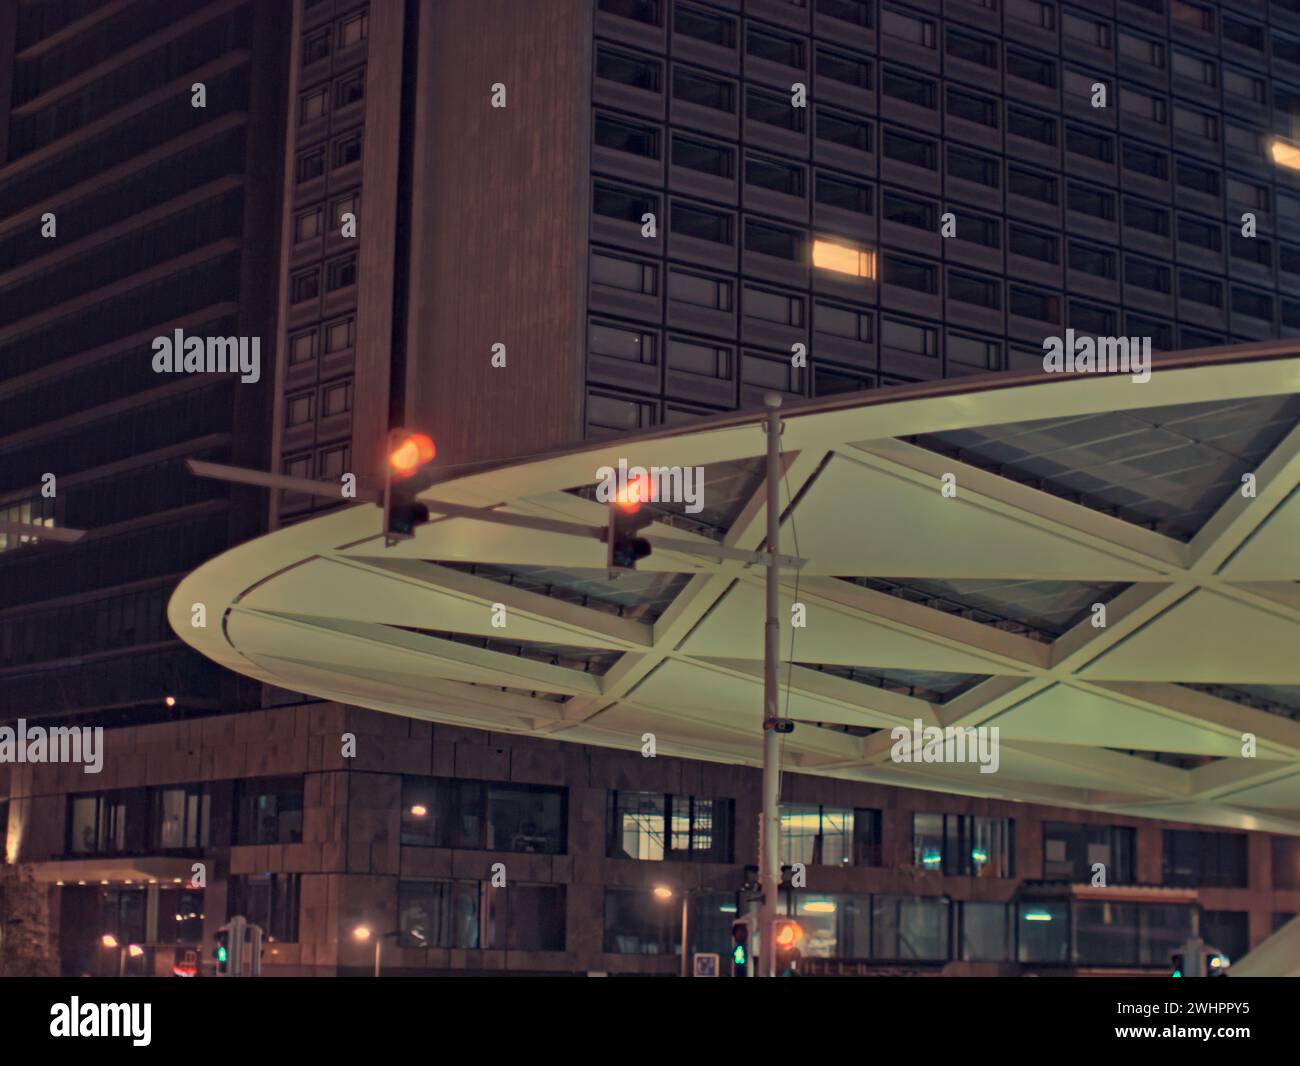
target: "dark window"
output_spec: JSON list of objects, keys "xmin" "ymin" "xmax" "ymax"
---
[
  {"xmin": 747, "ymin": 87, "xmax": 804, "ymax": 131},
  {"xmin": 671, "ymin": 134, "xmax": 733, "ymax": 177},
  {"xmin": 598, "ymin": 46, "xmax": 662, "ymax": 91},
  {"xmin": 948, "ymin": 333, "xmax": 1002, "ymax": 370},
  {"xmin": 746, "ymin": 155, "xmax": 805, "ymax": 196},
  {"xmin": 880, "ymin": 7, "xmax": 935, "ymax": 47},
  {"xmin": 332, "ymin": 131, "xmax": 362, "ymax": 167},
  {"xmin": 947, "ymin": 88, "xmax": 998, "ymax": 128},
  {"xmin": 1009, "ymin": 286, "xmax": 1061, "ymax": 322},
  {"xmin": 818, "ymin": 0, "xmax": 871, "ymax": 26},
  {"xmin": 1230, "ymin": 232, "xmax": 1272, "ymax": 266},
  {"xmin": 956, "ymin": 210, "xmax": 1001, "ymax": 248},
  {"xmin": 882, "ymin": 253, "xmax": 937, "ymax": 293},
  {"xmin": 883, "ymin": 190, "xmax": 936, "ymax": 230},
  {"xmin": 326, "ymin": 254, "xmax": 357, "ymax": 291},
  {"xmin": 1009, "ymin": 225, "xmax": 1059, "ymax": 263},
  {"xmin": 1177, "ymin": 216, "xmax": 1220, "ymax": 251},
  {"xmin": 1276, "ymin": 35, "xmax": 1300, "ymax": 66},
  {"xmin": 674, "ymin": 3, "xmax": 735, "ymax": 47},
  {"xmin": 948, "ymin": 146, "xmax": 1000, "ymax": 187},
  {"xmin": 883, "ymin": 128, "xmax": 937, "ymax": 170},
  {"xmin": 1180, "ymin": 272, "xmax": 1223, "ymax": 307},
  {"xmin": 744, "ymin": 219, "xmax": 802, "ymax": 260},
  {"xmin": 1043, "ymin": 822, "xmax": 1136, "ymax": 883},
  {"xmin": 1176, "ymin": 159, "xmax": 1219, "ymax": 196},
  {"xmin": 68, "ymin": 791, "xmax": 137, "ymax": 855},
  {"xmin": 881, "ymin": 317, "xmax": 937, "ymax": 356},
  {"xmin": 1008, "ymin": 108, "xmax": 1056, "ymax": 145},
  {"xmin": 946, "ymin": 29, "xmax": 998, "ymax": 68},
  {"xmin": 594, "ymin": 114, "xmax": 660, "ymax": 158},
  {"xmin": 1069, "ymin": 241, "xmax": 1116, "ymax": 278},
  {"xmin": 668, "ymin": 268, "xmax": 731, "ymax": 310},
  {"xmin": 745, "ymin": 286, "xmax": 804, "ymax": 326},
  {"xmin": 592, "ymin": 250, "xmax": 657, "ymax": 294},
  {"xmin": 599, "ymin": 0, "xmax": 661, "ymax": 24},
  {"xmin": 594, "ymin": 183, "xmax": 656, "ymax": 223},
  {"xmin": 229, "ymin": 874, "xmax": 300, "ymax": 942},
  {"xmin": 297, "ymin": 149, "xmax": 325, "ymax": 183},
  {"xmin": 1122, "ymin": 142, "xmax": 1168, "ymax": 179},
  {"xmin": 1222, "ymin": 16, "xmax": 1264, "ymax": 51},
  {"xmin": 815, "ymin": 108, "xmax": 872, "ymax": 151},
  {"xmin": 1126, "ymin": 256, "xmax": 1171, "ymax": 293},
  {"xmin": 815, "ymin": 301, "xmax": 873, "ymax": 342},
  {"xmin": 234, "ymin": 777, "xmax": 304, "ymax": 845},
  {"xmin": 667, "ymin": 337, "xmax": 732, "ymax": 377},
  {"xmin": 334, "ymin": 69, "xmax": 365, "ymax": 108},
  {"xmin": 816, "ymin": 48, "xmax": 871, "ymax": 89},
  {"xmin": 815, "ymin": 172, "xmax": 871, "ymax": 213},
  {"xmin": 1124, "ymin": 199, "xmax": 1170, "ymax": 236},
  {"xmin": 672, "ymin": 201, "xmax": 733, "ymax": 243},
  {"xmin": 590, "ymin": 321, "xmax": 656, "ymax": 364},
  {"xmin": 1066, "ymin": 125, "xmax": 1114, "ymax": 163},
  {"xmin": 1232, "ymin": 287, "xmax": 1273, "ymax": 320},
  {"xmin": 1008, "ymin": 166, "xmax": 1058, "ymax": 204},
  {"xmin": 303, "ymin": 30, "xmax": 330, "ymax": 65},
  {"xmin": 1128, "ymin": 313, "xmax": 1172, "ymax": 350},
  {"xmin": 882, "ymin": 68, "xmax": 937, "ymax": 109},
  {"xmin": 1069, "ymin": 301, "xmax": 1117, "ymax": 335},
  {"xmin": 948, "ymin": 270, "xmax": 1001, "ymax": 308},
  {"xmin": 290, "ymin": 269, "xmax": 320, "ymax": 303},
  {"xmin": 672, "ymin": 67, "xmax": 733, "ymax": 110},
  {"xmin": 1200, "ymin": 911, "xmax": 1249, "ymax": 961},
  {"xmin": 1006, "ymin": 50, "xmax": 1056, "ymax": 87},
  {"xmin": 397, "ymin": 880, "xmax": 481, "ymax": 948},
  {"xmin": 608, "ymin": 791, "xmax": 735, "ymax": 862},
  {"xmin": 1068, "ymin": 181, "xmax": 1115, "ymax": 220},
  {"xmin": 746, "ymin": 26, "xmax": 804, "ymax": 68},
  {"xmin": 400, "ymin": 777, "xmax": 567, "ymax": 853}
]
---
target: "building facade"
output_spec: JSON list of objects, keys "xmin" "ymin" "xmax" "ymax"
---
[{"xmin": 3, "ymin": 700, "xmax": 1300, "ymax": 976}]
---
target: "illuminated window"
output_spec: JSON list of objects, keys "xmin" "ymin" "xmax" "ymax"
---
[{"xmin": 812, "ymin": 239, "xmax": 873, "ymax": 277}]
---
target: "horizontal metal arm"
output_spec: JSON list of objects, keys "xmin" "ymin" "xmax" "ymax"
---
[
  {"xmin": 186, "ymin": 459, "xmax": 379, "ymax": 503},
  {"xmin": 647, "ymin": 535, "xmax": 806, "ymax": 569}
]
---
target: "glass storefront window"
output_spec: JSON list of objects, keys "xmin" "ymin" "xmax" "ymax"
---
[{"xmin": 1017, "ymin": 901, "xmax": 1069, "ymax": 964}]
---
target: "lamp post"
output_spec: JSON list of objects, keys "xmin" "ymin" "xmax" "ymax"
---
[
  {"xmin": 352, "ymin": 925, "xmax": 399, "ymax": 978},
  {"xmin": 653, "ymin": 885, "xmax": 695, "ymax": 978}
]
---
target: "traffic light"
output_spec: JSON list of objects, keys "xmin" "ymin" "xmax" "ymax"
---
[
  {"xmin": 214, "ymin": 930, "xmax": 230, "ymax": 976},
  {"xmin": 605, "ymin": 493, "xmax": 653, "ymax": 570},
  {"xmin": 383, "ymin": 430, "xmax": 436, "ymax": 542},
  {"xmin": 1170, "ymin": 952, "xmax": 1183, "ymax": 978},
  {"xmin": 773, "ymin": 918, "xmax": 804, "ymax": 977},
  {"xmin": 730, "ymin": 917, "xmax": 753, "ymax": 977}
]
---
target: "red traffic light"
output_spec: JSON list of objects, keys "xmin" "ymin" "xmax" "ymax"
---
[
  {"xmin": 389, "ymin": 433, "xmax": 436, "ymax": 477},
  {"xmin": 613, "ymin": 473, "xmax": 651, "ymax": 514},
  {"xmin": 774, "ymin": 920, "xmax": 804, "ymax": 949}
]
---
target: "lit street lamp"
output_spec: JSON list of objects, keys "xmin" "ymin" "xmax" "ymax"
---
[
  {"xmin": 652, "ymin": 885, "xmax": 694, "ymax": 978},
  {"xmin": 352, "ymin": 925, "xmax": 399, "ymax": 978}
]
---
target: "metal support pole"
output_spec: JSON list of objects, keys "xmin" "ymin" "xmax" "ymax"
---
[
  {"xmin": 374, "ymin": 935, "xmax": 382, "ymax": 978},
  {"xmin": 680, "ymin": 895, "xmax": 689, "ymax": 978},
  {"xmin": 758, "ymin": 392, "xmax": 783, "ymax": 978}
]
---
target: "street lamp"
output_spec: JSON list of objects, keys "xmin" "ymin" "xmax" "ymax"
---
[
  {"xmin": 352, "ymin": 924, "xmax": 399, "ymax": 978},
  {"xmin": 652, "ymin": 885, "xmax": 692, "ymax": 978},
  {"xmin": 100, "ymin": 934, "xmax": 143, "ymax": 976}
]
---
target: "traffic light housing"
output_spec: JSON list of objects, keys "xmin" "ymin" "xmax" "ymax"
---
[
  {"xmin": 773, "ymin": 918, "xmax": 804, "ymax": 977},
  {"xmin": 606, "ymin": 500, "xmax": 653, "ymax": 570},
  {"xmin": 730, "ymin": 917, "xmax": 753, "ymax": 977},
  {"xmin": 214, "ymin": 930, "xmax": 230, "ymax": 976},
  {"xmin": 383, "ymin": 430, "xmax": 435, "ymax": 542},
  {"xmin": 1170, "ymin": 952, "xmax": 1183, "ymax": 978}
]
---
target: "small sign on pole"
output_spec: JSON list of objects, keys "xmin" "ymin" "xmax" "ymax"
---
[{"xmin": 693, "ymin": 953, "xmax": 720, "ymax": 978}]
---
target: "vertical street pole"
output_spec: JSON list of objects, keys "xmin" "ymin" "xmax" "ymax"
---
[
  {"xmin": 374, "ymin": 935, "xmax": 382, "ymax": 978},
  {"xmin": 680, "ymin": 895, "xmax": 689, "ymax": 978},
  {"xmin": 758, "ymin": 392, "xmax": 783, "ymax": 978}
]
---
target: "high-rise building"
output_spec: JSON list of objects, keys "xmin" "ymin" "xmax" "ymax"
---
[{"xmin": 2, "ymin": 0, "xmax": 1300, "ymax": 979}]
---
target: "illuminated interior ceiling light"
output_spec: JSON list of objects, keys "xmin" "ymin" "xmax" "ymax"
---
[
  {"xmin": 803, "ymin": 901, "xmax": 836, "ymax": 914},
  {"xmin": 1271, "ymin": 138, "xmax": 1300, "ymax": 170},
  {"xmin": 812, "ymin": 239, "xmax": 874, "ymax": 278}
]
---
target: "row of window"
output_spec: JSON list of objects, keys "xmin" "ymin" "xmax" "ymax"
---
[{"xmin": 41, "ymin": 777, "xmax": 1260, "ymax": 889}]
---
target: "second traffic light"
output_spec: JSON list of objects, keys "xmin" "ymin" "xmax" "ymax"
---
[
  {"xmin": 730, "ymin": 916, "xmax": 753, "ymax": 977},
  {"xmin": 214, "ymin": 930, "xmax": 230, "ymax": 976},
  {"xmin": 773, "ymin": 918, "xmax": 804, "ymax": 977},
  {"xmin": 383, "ymin": 431, "xmax": 435, "ymax": 543},
  {"xmin": 606, "ymin": 500, "xmax": 653, "ymax": 570}
]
